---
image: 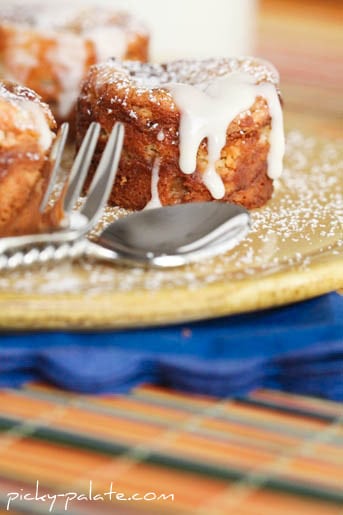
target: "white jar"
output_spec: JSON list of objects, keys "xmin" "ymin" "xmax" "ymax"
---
[{"xmin": 112, "ymin": 0, "xmax": 257, "ymax": 61}]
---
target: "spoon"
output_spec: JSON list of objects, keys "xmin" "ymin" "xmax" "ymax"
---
[
  {"xmin": 0, "ymin": 202, "xmax": 251, "ymax": 270},
  {"xmin": 89, "ymin": 201, "xmax": 251, "ymax": 268}
]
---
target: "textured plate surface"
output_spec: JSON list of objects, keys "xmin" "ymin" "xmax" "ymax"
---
[{"xmin": 0, "ymin": 131, "xmax": 342, "ymax": 330}]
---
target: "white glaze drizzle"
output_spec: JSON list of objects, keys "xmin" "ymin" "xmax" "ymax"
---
[
  {"xmin": 47, "ymin": 33, "xmax": 87, "ymax": 118},
  {"xmin": 15, "ymin": 99, "xmax": 53, "ymax": 151},
  {"xmin": 167, "ymin": 72, "xmax": 284, "ymax": 199},
  {"xmin": 0, "ymin": 82, "xmax": 53, "ymax": 151},
  {"xmin": 144, "ymin": 158, "xmax": 162, "ymax": 210},
  {"xmin": 3, "ymin": 31, "xmax": 38, "ymax": 83},
  {"xmin": 26, "ymin": 102, "xmax": 53, "ymax": 151},
  {"xmin": 85, "ymin": 26, "xmax": 127, "ymax": 62},
  {"xmin": 258, "ymin": 82, "xmax": 285, "ymax": 180}
]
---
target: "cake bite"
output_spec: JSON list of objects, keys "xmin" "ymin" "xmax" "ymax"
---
[
  {"xmin": 76, "ymin": 57, "xmax": 285, "ymax": 211},
  {"xmin": 0, "ymin": 4, "xmax": 149, "ymax": 123},
  {"xmin": 0, "ymin": 81, "xmax": 60, "ymax": 237}
]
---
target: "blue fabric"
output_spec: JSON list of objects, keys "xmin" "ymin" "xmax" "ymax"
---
[{"xmin": 0, "ymin": 292, "xmax": 342, "ymax": 399}]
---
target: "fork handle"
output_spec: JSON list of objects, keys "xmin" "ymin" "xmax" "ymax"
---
[
  {"xmin": 0, "ymin": 239, "xmax": 180, "ymax": 271},
  {"xmin": 0, "ymin": 239, "xmax": 144, "ymax": 271},
  {"xmin": 0, "ymin": 240, "xmax": 90, "ymax": 270}
]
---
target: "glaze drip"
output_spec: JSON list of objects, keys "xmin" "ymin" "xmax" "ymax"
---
[
  {"xmin": 167, "ymin": 72, "xmax": 284, "ymax": 199},
  {"xmin": 47, "ymin": 33, "xmax": 87, "ymax": 118},
  {"xmin": 144, "ymin": 158, "xmax": 162, "ymax": 210},
  {"xmin": 23, "ymin": 100, "xmax": 54, "ymax": 151}
]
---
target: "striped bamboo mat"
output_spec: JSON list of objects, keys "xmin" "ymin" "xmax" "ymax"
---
[
  {"xmin": 0, "ymin": 385, "xmax": 342, "ymax": 514},
  {"xmin": 258, "ymin": 0, "xmax": 343, "ymax": 139}
]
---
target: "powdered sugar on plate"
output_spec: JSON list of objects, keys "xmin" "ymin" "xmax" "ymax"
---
[{"xmin": 0, "ymin": 131, "xmax": 342, "ymax": 295}]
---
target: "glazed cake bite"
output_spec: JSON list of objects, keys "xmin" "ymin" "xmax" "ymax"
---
[
  {"xmin": 77, "ymin": 57, "xmax": 285, "ymax": 211},
  {"xmin": 0, "ymin": 4, "xmax": 149, "ymax": 123},
  {"xmin": 0, "ymin": 81, "xmax": 60, "ymax": 237}
]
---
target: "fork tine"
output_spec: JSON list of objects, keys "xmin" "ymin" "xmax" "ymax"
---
[
  {"xmin": 80, "ymin": 122, "xmax": 125, "ymax": 229},
  {"xmin": 62, "ymin": 121, "xmax": 101, "ymax": 213},
  {"xmin": 39, "ymin": 122, "xmax": 69, "ymax": 213}
]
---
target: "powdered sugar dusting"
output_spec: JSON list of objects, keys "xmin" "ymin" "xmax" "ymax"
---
[
  {"xmin": 0, "ymin": 132, "xmax": 342, "ymax": 295},
  {"xmin": 94, "ymin": 57, "xmax": 280, "ymax": 102}
]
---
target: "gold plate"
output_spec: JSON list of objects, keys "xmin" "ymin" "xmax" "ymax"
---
[{"xmin": 0, "ymin": 131, "xmax": 342, "ymax": 330}]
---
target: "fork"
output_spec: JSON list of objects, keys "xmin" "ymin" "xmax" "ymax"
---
[
  {"xmin": 0, "ymin": 121, "xmax": 250, "ymax": 270},
  {"xmin": 0, "ymin": 121, "xmax": 125, "ymax": 269}
]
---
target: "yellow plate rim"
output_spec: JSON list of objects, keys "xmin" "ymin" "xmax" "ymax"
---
[{"xmin": 1, "ymin": 255, "xmax": 342, "ymax": 330}]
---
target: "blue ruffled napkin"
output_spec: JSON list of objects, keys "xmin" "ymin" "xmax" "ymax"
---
[{"xmin": 0, "ymin": 292, "xmax": 342, "ymax": 399}]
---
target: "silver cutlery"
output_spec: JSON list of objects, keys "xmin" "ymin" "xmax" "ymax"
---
[
  {"xmin": 0, "ymin": 121, "xmax": 251, "ymax": 270},
  {"xmin": 0, "ymin": 203, "xmax": 250, "ymax": 270},
  {"xmin": 89, "ymin": 202, "xmax": 251, "ymax": 268},
  {"xmin": 0, "ymin": 121, "xmax": 124, "ymax": 266}
]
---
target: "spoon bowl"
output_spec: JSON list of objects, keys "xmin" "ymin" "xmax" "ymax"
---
[{"xmin": 93, "ymin": 202, "xmax": 251, "ymax": 267}]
